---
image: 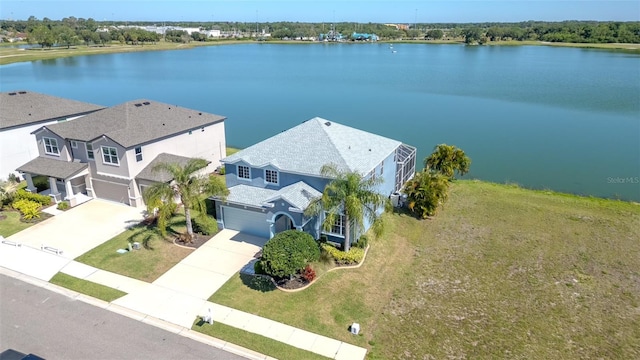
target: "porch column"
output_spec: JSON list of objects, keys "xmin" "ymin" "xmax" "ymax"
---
[
  {"xmin": 64, "ymin": 179, "xmax": 77, "ymax": 207},
  {"xmin": 24, "ymin": 173, "xmax": 36, "ymax": 193},
  {"xmin": 48, "ymin": 177, "xmax": 61, "ymax": 203},
  {"xmin": 267, "ymin": 219, "xmax": 275, "ymax": 239}
]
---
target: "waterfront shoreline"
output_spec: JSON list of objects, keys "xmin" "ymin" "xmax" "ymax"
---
[{"xmin": 1, "ymin": 39, "xmax": 638, "ymax": 65}]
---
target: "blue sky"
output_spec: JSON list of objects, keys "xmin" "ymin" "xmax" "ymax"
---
[{"xmin": 1, "ymin": 0, "xmax": 638, "ymax": 23}]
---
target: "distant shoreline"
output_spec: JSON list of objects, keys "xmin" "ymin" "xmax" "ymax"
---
[{"xmin": 1, "ymin": 39, "xmax": 638, "ymax": 65}]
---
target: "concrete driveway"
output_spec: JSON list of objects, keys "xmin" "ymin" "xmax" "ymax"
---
[
  {"xmin": 1, "ymin": 200, "xmax": 143, "ymax": 280},
  {"xmin": 113, "ymin": 229, "xmax": 267, "ymax": 327}
]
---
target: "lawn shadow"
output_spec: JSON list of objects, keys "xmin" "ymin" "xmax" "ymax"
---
[{"xmin": 239, "ymin": 273, "xmax": 276, "ymax": 293}]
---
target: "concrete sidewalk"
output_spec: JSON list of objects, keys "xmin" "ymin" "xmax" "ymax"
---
[
  {"xmin": 1, "ymin": 227, "xmax": 368, "ymax": 359},
  {"xmin": 203, "ymin": 302, "xmax": 367, "ymax": 360}
]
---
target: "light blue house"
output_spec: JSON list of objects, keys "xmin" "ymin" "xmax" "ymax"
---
[{"xmin": 214, "ymin": 117, "xmax": 416, "ymax": 246}]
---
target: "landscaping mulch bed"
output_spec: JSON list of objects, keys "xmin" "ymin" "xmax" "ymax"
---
[
  {"xmin": 275, "ymin": 274, "xmax": 310, "ymax": 290},
  {"xmin": 174, "ymin": 233, "xmax": 214, "ymax": 249}
]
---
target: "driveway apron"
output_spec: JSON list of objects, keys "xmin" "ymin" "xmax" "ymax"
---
[
  {"xmin": 113, "ymin": 229, "xmax": 267, "ymax": 327},
  {"xmin": 1, "ymin": 200, "xmax": 143, "ymax": 281}
]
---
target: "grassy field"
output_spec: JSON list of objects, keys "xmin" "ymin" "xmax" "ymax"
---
[
  {"xmin": 50, "ymin": 272, "xmax": 127, "ymax": 302},
  {"xmin": 0, "ymin": 210, "xmax": 34, "ymax": 237},
  {"xmin": 75, "ymin": 213, "xmax": 193, "ymax": 282},
  {"xmin": 210, "ymin": 180, "xmax": 640, "ymax": 359},
  {"xmin": 0, "ymin": 40, "xmax": 250, "ymax": 65},
  {"xmin": 192, "ymin": 320, "xmax": 328, "ymax": 360}
]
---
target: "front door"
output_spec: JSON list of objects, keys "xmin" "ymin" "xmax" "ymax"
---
[{"xmin": 274, "ymin": 214, "xmax": 294, "ymax": 233}]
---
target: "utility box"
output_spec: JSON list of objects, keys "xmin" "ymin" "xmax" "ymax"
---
[
  {"xmin": 350, "ymin": 323, "xmax": 360, "ymax": 335},
  {"xmin": 132, "ymin": 242, "xmax": 141, "ymax": 250},
  {"xmin": 390, "ymin": 193, "xmax": 400, "ymax": 207}
]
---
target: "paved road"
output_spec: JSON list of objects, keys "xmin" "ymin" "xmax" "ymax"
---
[{"xmin": 0, "ymin": 275, "xmax": 246, "ymax": 360}]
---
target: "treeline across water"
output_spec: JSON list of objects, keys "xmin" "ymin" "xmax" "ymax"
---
[{"xmin": 1, "ymin": 17, "xmax": 639, "ymax": 46}]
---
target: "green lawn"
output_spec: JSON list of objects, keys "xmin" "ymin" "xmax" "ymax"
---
[
  {"xmin": 0, "ymin": 210, "xmax": 34, "ymax": 237},
  {"xmin": 75, "ymin": 213, "xmax": 193, "ymax": 282},
  {"xmin": 226, "ymin": 147, "xmax": 241, "ymax": 156},
  {"xmin": 50, "ymin": 272, "xmax": 127, "ymax": 302},
  {"xmin": 210, "ymin": 180, "xmax": 640, "ymax": 359},
  {"xmin": 192, "ymin": 320, "xmax": 327, "ymax": 360}
]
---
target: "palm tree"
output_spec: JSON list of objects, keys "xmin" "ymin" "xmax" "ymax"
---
[
  {"xmin": 305, "ymin": 164, "xmax": 387, "ymax": 252},
  {"xmin": 424, "ymin": 144, "xmax": 471, "ymax": 179},
  {"xmin": 142, "ymin": 158, "xmax": 228, "ymax": 243},
  {"xmin": 403, "ymin": 170, "xmax": 450, "ymax": 218}
]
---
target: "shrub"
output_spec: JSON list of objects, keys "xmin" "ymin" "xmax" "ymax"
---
[
  {"xmin": 354, "ymin": 235, "xmax": 368, "ymax": 249},
  {"xmin": 254, "ymin": 260, "xmax": 265, "ymax": 275},
  {"xmin": 261, "ymin": 230, "xmax": 320, "ymax": 278},
  {"xmin": 302, "ymin": 265, "xmax": 316, "ymax": 282},
  {"xmin": 7, "ymin": 173, "xmax": 20, "ymax": 183},
  {"xmin": 15, "ymin": 189, "xmax": 51, "ymax": 206},
  {"xmin": 33, "ymin": 176, "xmax": 50, "ymax": 192},
  {"xmin": 12, "ymin": 199, "xmax": 41, "ymax": 220},
  {"xmin": 321, "ymin": 243, "xmax": 365, "ymax": 265},
  {"xmin": 191, "ymin": 215, "xmax": 218, "ymax": 235},
  {"xmin": 218, "ymin": 166, "xmax": 226, "ymax": 175},
  {"xmin": 57, "ymin": 201, "xmax": 70, "ymax": 210}
]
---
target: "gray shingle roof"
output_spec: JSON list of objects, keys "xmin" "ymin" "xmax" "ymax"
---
[
  {"xmin": 223, "ymin": 117, "xmax": 401, "ymax": 176},
  {"xmin": 44, "ymin": 100, "xmax": 225, "ymax": 148},
  {"xmin": 136, "ymin": 153, "xmax": 203, "ymax": 183},
  {"xmin": 0, "ymin": 91, "xmax": 104, "ymax": 130},
  {"xmin": 226, "ymin": 181, "xmax": 321, "ymax": 210},
  {"xmin": 16, "ymin": 157, "xmax": 88, "ymax": 179}
]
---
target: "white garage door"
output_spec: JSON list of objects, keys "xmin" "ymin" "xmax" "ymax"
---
[
  {"xmin": 92, "ymin": 179, "xmax": 130, "ymax": 205},
  {"xmin": 222, "ymin": 206, "xmax": 270, "ymax": 238}
]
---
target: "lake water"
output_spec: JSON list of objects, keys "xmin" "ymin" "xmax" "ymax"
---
[{"xmin": 1, "ymin": 43, "xmax": 638, "ymax": 201}]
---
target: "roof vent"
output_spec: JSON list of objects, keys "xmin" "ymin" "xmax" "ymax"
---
[
  {"xmin": 198, "ymin": 112, "xmax": 202, "ymax": 115},
  {"xmin": 8, "ymin": 92, "xmax": 16, "ymax": 95},
  {"xmin": 134, "ymin": 103, "xmax": 142, "ymax": 107},
  {"xmin": 324, "ymin": 121, "xmax": 331, "ymax": 126},
  {"xmin": 18, "ymin": 91, "xmax": 27, "ymax": 94},
  {"xmin": 142, "ymin": 101, "xmax": 150, "ymax": 105},
  {"xmin": 168, "ymin": 107, "xmax": 171, "ymax": 109},
  {"xmin": 162, "ymin": 123, "xmax": 165, "ymax": 126}
]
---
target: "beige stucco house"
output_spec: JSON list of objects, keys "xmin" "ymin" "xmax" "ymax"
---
[{"xmin": 16, "ymin": 99, "xmax": 226, "ymax": 207}]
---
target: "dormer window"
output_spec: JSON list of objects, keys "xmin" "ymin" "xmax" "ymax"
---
[
  {"xmin": 265, "ymin": 169, "xmax": 278, "ymax": 185},
  {"xmin": 237, "ymin": 165, "xmax": 251, "ymax": 180},
  {"xmin": 43, "ymin": 137, "xmax": 59, "ymax": 155}
]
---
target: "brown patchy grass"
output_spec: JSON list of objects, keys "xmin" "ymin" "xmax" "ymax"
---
[{"xmin": 211, "ymin": 180, "xmax": 640, "ymax": 359}]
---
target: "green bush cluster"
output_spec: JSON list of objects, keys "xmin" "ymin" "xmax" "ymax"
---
[
  {"xmin": 254, "ymin": 260, "xmax": 265, "ymax": 275},
  {"xmin": 15, "ymin": 189, "xmax": 51, "ymax": 206},
  {"xmin": 321, "ymin": 243, "xmax": 365, "ymax": 265},
  {"xmin": 191, "ymin": 215, "xmax": 218, "ymax": 235},
  {"xmin": 12, "ymin": 199, "xmax": 42, "ymax": 220},
  {"xmin": 261, "ymin": 230, "xmax": 320, "ymax": 278},
  {"xmin": 354, "ymin": 235, "xmax": 368, "ymax": 249},
  {"xmin": 32, "ymin": 177, "xmax": 50, "ymax": 192},
  {"xmin": 57, "ymin": 201, "xmax": 70, "ymax": 210}
]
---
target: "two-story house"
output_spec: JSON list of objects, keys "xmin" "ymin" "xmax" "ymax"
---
[
  {"xmin": 0, "ymin": 91, "xmax": 104, "ymax": 181},
  {"xmin": 16, "ymin": 99, "xmax": 226, "ymax": 207},
  {"xmin": 215, "ymin": 117, "xmax": 416, "ymax": 247}
]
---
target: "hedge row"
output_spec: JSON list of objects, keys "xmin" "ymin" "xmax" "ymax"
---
[{"xmin": 321, "ymin": 243, "xmax": 365, "ymax": 265}]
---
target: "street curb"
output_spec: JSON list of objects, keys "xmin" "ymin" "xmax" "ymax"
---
[{"xmin": 0, "ymin": 266, "xmax": 274, "ymax": 360}]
